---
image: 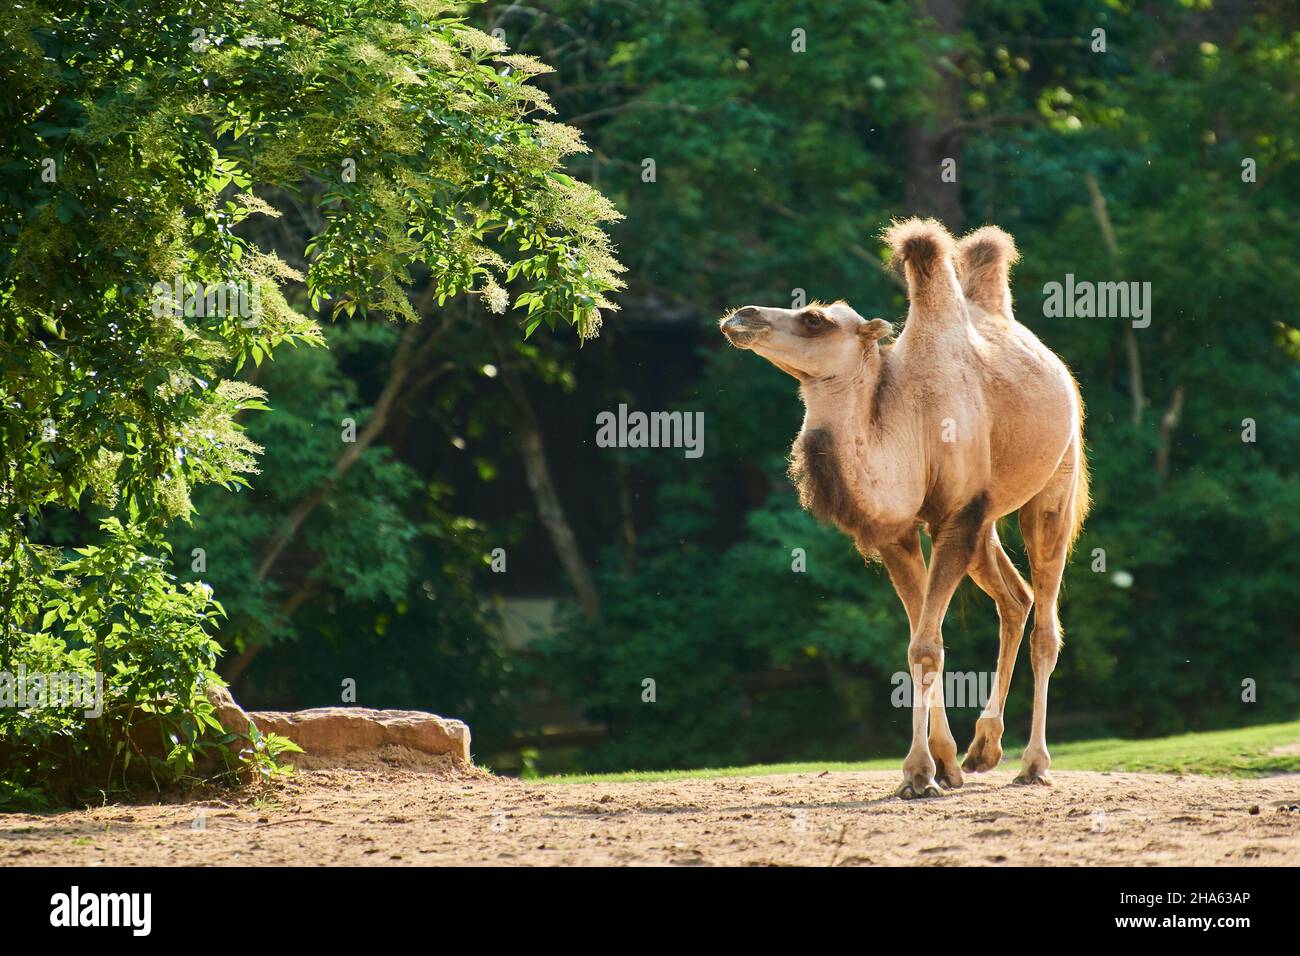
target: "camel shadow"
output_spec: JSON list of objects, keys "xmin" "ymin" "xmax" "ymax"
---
[{"xmin": 539, "ymin": 776, "xmax": 1002, "ymax": 821}]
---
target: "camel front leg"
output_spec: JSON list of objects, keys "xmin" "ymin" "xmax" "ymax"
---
[
  {"xmin": 879, "ymin": 532, "xmax": 962, "ymax": 791},
  {"xmin": 926, "ymin": 671, "xmax": 962, "ymax": 789},
  {"xmin": 897, "ymin": 507, "xmax": 984, "ymax": 799}
]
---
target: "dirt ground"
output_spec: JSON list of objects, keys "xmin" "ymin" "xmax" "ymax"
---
[{"xmin": 3, "ymin": 760, "xmax": 1298, "ymax": 866}]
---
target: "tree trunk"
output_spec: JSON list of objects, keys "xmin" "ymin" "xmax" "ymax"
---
[
  {"xmin": 1155, "ymin": 385, "xmax": 1185, "ymax": 481},
  {"xmin": 222, "ymin": 316, "xmax": 447, "ymax": 683},
  {"xmin": 491, "ymin": 317, "xmax": 601, "ymax": 620},
  {"xmin": 1085, "ymin": 172, "xmax": 1146, "ymax": 426},
  {"xmin": 222, "ymin": 582, "xmax": 318, "ymax": 685},
  {"xmin": 253, "ymin": 322, "xmax": 424, "ymax": 581},
  {"xmin": 904, "ymin": 0, "xmax": 968, "ymax": 230}
]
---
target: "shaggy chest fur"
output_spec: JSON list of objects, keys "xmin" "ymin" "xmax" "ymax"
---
[{"xmin": 788, "ymin": 427, "xmax": 886, "ymax": 554}]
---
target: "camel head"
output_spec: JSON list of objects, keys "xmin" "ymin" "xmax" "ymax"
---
[{"xmin": 719, "ymin": 301, "xmax": 892, "ymax": 381}]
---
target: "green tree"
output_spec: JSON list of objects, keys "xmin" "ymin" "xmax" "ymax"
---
[{"xmin": 0, "ymin": 0, "xmax": 621, "ymax": 804}]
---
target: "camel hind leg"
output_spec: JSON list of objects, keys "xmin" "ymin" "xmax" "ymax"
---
[
  {"xmin": 963, "ymin": 524, "xmax": 1033, "ymax": 772},
  {"xmin": 1015, "ymin": 443, "xmax": 1083, "ymax": 786}
]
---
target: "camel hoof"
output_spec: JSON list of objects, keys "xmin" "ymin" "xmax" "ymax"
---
[
  {"xmin": 962, "ymin": 751, "xmax": 996, "ymax": 774},
  {"xmin": 1013, "ymin": 770, "xmax": 1054, "ymax": 787},
  {"xmin": 895, "ymin": 778, "xmax": 944, "ymax": 800},
  {"xmin": 934, "ymin": 763, "xmax": 964, "ymax": 790},
  {"xmin": 962, "ymin": 732, "xmax": 1003, "ymax": 774}
]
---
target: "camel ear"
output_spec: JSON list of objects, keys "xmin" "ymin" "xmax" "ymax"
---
[
  {"xmin": 881, "ymin": 217, "xmax": 961, "ymax": 314},
  {"xmin": 858, "ymin": 318, "xmax": 893, "ymax": 343},
  {"xmin": 957, "ymin": 225, "xmax": 1018, "ymax": 315}
]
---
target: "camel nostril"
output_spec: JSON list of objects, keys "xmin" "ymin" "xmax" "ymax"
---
[
  {"xmin": 721, "ymin": 309, "xmax": 771, "ymax": 346},
  {"xmin": 722, "ymin": 309, "xmax": 768, "ymax": 331}
]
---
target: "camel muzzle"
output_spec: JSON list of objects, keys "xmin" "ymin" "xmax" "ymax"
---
[{"xmin": 720, "ymin": 312, "xmax": 770, "ymax": 347}]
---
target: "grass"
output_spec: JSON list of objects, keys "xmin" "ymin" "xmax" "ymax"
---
[{"xmin": 539, "ymin": 720, "xmax": 1300, "ymax": 784}]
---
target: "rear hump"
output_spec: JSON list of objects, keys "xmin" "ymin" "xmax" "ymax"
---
[{"xmin": 957, "ymin": 226, "xmax": 1019, "ymax": 315}]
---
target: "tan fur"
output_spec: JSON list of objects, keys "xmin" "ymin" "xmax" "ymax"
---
[
  {"xmin": 957, "ymin": 225, "xmax": 1019, "ymax": 315},
  {"xmin": 720, "ymin": 222, "xmax": 1089, "ymax": 797},
  {"xmin": 1067, "ymin": 373, "xmax": 1092, "ymax": 549},
  {"xmin": 883, "ymin": 218, "xmax": 963, "ymax": 316}
]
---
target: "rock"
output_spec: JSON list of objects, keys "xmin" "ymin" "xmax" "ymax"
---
[
  {"xmin": 205, "ymin": 683, "xmax": 253, "ymax": 739},
  {"xmin": 199, "ymin": 683, "xmax": 258, "ymax": 779},
  {"xmin": 203, "ymin": 685, "xmax": 473, "ymax": 769},
  {"xmin": 245, "ymin": 707, "xmax": 472, "ymax": 765}
]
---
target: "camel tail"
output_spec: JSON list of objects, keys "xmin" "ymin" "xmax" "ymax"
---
[{"xmin": 1068, "ymin": 374, "xmax": 1091, "ymax": 552}]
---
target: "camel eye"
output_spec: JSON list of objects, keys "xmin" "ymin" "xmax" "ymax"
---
[{"xmin": 803, "ymin": 311, "xmax": 825, "ymax": 328}]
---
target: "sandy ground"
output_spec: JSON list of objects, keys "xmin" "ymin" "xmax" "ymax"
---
[{"xmin": 3, "ymin": 763, "xmax": 1298, "ymax": 866}]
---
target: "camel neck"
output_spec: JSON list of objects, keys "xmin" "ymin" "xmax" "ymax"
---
[{"xmin": 799, "ymin": 353, "xmax": 890, "ymax": 437}]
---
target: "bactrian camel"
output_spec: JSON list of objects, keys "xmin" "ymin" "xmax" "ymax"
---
[{"xmin": 720, "ymin": 219, "xmax": 1089, "ymax": 798}]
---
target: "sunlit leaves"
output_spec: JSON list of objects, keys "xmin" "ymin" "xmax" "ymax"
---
[{"xmin": 0, "ymin": 0, "xmax": 622, "ymax": 804}]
